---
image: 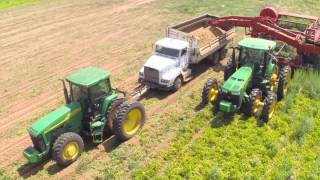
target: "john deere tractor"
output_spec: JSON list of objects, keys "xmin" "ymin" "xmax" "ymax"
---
[
  {"xmin": 202, "ymin": 38, "xmax": 292, "ymax": 122},
  {"xmin": 23, "ymin": 67, "xmax": 145, "ymax": 166}
]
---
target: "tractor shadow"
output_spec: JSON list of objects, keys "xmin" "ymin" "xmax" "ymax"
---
[
  {"xmin": 141, "ymin": 59, "xmax": 226, "ymax": 101},
  {"xmin": 17, "ymin": 134, "xmax": 123, "ymax": 178}
]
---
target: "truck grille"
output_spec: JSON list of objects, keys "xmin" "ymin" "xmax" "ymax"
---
[
  {"xmin": 144, "ymin": 67, "xmax": 159, "ymax": 83},
  {"xmin": 30, "ymin": 134, "xmax": 45, "ymax": 152}
]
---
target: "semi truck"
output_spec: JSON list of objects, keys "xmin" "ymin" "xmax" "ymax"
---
[{"xmin": 139, "ymin": 14, "xmax": 235, "ymax": 91}]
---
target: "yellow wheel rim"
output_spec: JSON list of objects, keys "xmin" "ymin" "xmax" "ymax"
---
[
  {"xmin": 270, "ymin": 68, "xmax": 279, "ymax": 92},
  {"xmin": 63, "ymin": 141, "xmax": 80, "ymax": 160},
  {"xmin": 253, "ymin": 94, "xmax": 264, "ymax": 116},
  {"xmin": 268, "ymin": 99, "xmax": 277, "ymax": 119},
  {"xmin": 283, "ymin": 70, "xmax": 292, "ymax": 95},
  {"xmin": 123, "ymin": 108, "xmax": 142, "ymax": 135},
  {"xmin": 208, "ymin": 84, "xmax": 219, "ymax": 102}
]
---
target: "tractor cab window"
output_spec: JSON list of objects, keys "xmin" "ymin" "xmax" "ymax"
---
[
  {"xmin": 89, "ymin": 80, "xmax": 111, "ymax": 103},
  {"xmin": 70, "ymin": 84, "xmax": 89, "ymax": 110},
  {"xmin": 239, "ymin": 48, "xmax": 265, "ymax": 65}
]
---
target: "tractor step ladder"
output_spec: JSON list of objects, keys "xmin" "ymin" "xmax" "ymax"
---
[{"xmin": 90, "ymin": 120, "xmax": 105, "ymax": 143}]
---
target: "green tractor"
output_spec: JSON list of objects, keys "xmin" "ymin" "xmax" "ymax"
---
[
  {"xmin": 23, "ymin": 67, "xmax": 146, "ymax": 166},
  {"xmin": 202, "ymin": 38, "xmax": 292, "ymax": 122}
]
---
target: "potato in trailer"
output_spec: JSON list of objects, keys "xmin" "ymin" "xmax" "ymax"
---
[{"xmin": 139, "ymin": 14, "xmax": 235, "ymax": 91}]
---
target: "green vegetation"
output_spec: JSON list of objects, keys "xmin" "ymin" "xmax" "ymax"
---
[
  {"xmin": 133, "ymin": 69, "xmax": 320, "ymax": 179},
  {"xmin": 0, "ymin": 0, "xmax": 42, "ymax": 10}
]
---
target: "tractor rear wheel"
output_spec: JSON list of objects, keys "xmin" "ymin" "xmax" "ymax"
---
[
  {"xmin": 202, "ymin": 78, "xmax": 220, "ymax": 107},
  {"xmin": 277, "ymin": 65, "xmax": 292, "ymax": 100},
  {"xmin": 261, "ymin": 92, "xmax": 277, "ymax": 122},
  {"xmin": 245, "ymin": 88, "xmax": 264, "ymax": 117},
  {"xmin": 52, "ymin": 132, "xmax": 84, "ymax": 167},
  {"xmin": 113, "ymin": 101, "xmax": 146, "ymax": 141},
  {"xmin": 269, "ymin": 66, "xmax": 279, "ymax": 93},
  {"xmin": 106, "ymin": 98, "xmax": 125, "ymax": 133}
]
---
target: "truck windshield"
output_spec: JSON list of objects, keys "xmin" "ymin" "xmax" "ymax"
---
[{"xmin": 155, "ymin": 45, "xmax": 180, "ymax": 58}]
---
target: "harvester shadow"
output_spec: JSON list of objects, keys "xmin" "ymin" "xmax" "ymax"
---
[{"xmin": 18, "ymin": 134, "xmax": 122, "ymax": 178}]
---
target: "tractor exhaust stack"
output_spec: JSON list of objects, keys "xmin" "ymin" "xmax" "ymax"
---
[{"xmin": 59, "ymin": 79, "xmax": 71, "ymax": 104}]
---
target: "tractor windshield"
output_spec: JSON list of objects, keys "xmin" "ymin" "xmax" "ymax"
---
[
  {"xmin": 70, "ymin": 84, "xmax": 89, "ymax": 103},
  {"xmin": 239, "ymin": 48, "xmax": 265, "ymax": 65}
]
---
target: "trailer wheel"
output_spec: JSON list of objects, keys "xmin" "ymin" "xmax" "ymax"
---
[
  {"xmin": 261, "ymin": 92, "xmax": 277, "ymax": 123},
  {"xmin": 105, "ymin": 98, "xmax": 125, "ymax": 133},
  {"xmin": 172, "ymin": 77, "xmax": 182, "ymax": 91},
  {"xmin": 224, "ymin": 60, "xmax": 236, "ymax": 81},
  {"xmin": 245, "ymin": 88, "xmax": 264, "ymax": 117},
  {"xmin": 277, "ymin": 65, "xmax": 292, "ymax": 100},
  {"xmin": 202, "ymin": 78, "xmax": 220, "ymax": 107},
  {"xmin": 219, "ymin": 47, "xmax": 228, "ymax": 60},
  {"xmin": 113, "ymin": 101, "xmax": 146, "ymax": 141},
  {"xmin": 52, "ymin": 132, "xmax": 84, "ymax": 167}
]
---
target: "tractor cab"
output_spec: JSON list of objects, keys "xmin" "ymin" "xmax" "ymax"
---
[{"xmin": 66, "ymin": 67, "xmax": 113, "ymax": 115}]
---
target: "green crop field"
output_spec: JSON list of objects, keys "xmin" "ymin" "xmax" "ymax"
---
[
  {"xmin": 0, "ymin": 0, "xmax": 42, "ymax": 10},
  {"xmin": 0, "ymin": 0, "xmax": 320, "ymax": 179}
]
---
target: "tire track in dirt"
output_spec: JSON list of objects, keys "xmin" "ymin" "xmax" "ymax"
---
[{"xmin": 0, "ymin": 0, "xmax": 158, "ymax": 171}]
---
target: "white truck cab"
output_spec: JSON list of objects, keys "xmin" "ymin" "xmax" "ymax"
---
[{"xmin": 139, "ymin": 38, "xmax": 191, "ymax": 91}]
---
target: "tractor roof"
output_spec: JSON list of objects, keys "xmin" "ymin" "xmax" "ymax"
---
[
  {"xmin": 239, "ymin": 38, "xmax": 276, "ymax": 51},
  {"xmin": 66, "ymin": 67, "xmax": 110, "ymax": 87}
]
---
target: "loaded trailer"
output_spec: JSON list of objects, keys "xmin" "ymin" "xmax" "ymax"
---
[{"xmin": 139, "ymin": 14, "xmax": 235, "ymax": 91}]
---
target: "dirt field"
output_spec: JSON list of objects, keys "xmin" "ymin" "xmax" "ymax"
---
[{"xmin": 0, "ymin": 0, "xmax": 212, "ymax": 179}]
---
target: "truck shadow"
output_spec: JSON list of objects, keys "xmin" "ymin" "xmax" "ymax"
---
[
  {"xmin": 17, "ymin": 134, "xmax": 122, "ymax": 178},
  {"xmin": 141, "ymin": 60, "xmax": 226, "ymax": 101}
]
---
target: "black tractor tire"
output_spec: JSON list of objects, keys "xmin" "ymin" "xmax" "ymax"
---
[
  {"xmin": 261, "ymin": 92, "xmax": 277, "ymax": 123},
  {"xmin": 172, "ymin": 77, "xmax": 182, "ymax": 92},
  {"xmin": 52, "ymin": 132, "xmax": 84, "ymax": 167},
  {"xmin": 113, "ymin": 101, "xmax": 146, "ymax": 141},
  {"xmin": 244, "ymin": 88, "xmax": 263, "ymax": 117},
  {"xmin": 202, "ymin": 78, "xmax": 220, "ymax": 107},
  {"xmin": 105, "ymin": 98, "xmax": 126, "ymax": 133},
  {"xmin": 224, "ymin": 60, "xmax": 236, "ymax": 81},
  {"xmin": 277, "ymin": 65, "xmax": 292, "ymax": 100}
]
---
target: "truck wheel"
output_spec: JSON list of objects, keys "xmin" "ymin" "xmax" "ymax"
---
[
  {"xmin": 113, "ymin": 101, "xmax": 146, "ymax": 141},
  {"xmin": 245, "ymin": 88, "xmax": 264, "ymax": 117},
  {"xmin": 207, "ymin": 52, "xmax": 220, "ymax": 65},
  {"xmin": 105, "ymin": 98, "xmax": 125, "ymax": 133},
  {"xmin": 202, "ymin": 78, "xmax": 220, "ymax": 107},
  {"xmin": 172, "ymin": 77, "xmax": 182, "ymax": 91},
  {"xmin": 261, "ymin": 92, "xmax": 277, "ymax": 123},
  {"xmin": 277, "ymin": 65, "xmax": 292, "ymax": 100},
  {"xmin": 224, "ymin": 60, "xmax": 236, "ymax": 81},
  {"xmin": 52, "ymin": 132, "xmax": 84, "ymax": 167}
]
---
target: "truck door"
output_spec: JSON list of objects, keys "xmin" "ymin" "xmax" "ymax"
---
[{"xmin": 180, "ymin": 48, "xmax": 188, "ymax": 70}]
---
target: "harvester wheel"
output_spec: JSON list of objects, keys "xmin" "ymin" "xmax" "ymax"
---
[
  {"xmin": 224, "ymin": 60, "xmax": 236, "ymax": 81},
  {"xmin": 261, "ymin": 92, "xmax": 277, "ymax": 122},
  {"xmin": 202, "ymin": 78, "xmax": 220, "ymax": 107},
  {"xmin": 245, "ymin": 88, "xmax": 264, "ymax": 117},
  {"xmin": 105, "ymin": 98, "xmax": 125, "ymax": 133},
  {"xmin": 277, "ymin": 65, "xmax": 292, "ymax": 100},
  {"xmin": 52, "ymin": 132, "xmax": 84, "ymax": 167},
  {"xmin": 113, "ymin": 101, "xmax": 146, "ymax": 141}
]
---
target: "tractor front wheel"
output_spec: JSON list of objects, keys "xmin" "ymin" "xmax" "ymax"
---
[
  {"xmin": 202, "ymin": 78, "xmax": 220, "ymax": 108},
  {"xmin": 113, "ymin": 101, "xmax": 146, "ymax": 141},
  {"xmin": 277, "ymin": 65, "xmax": 292, "ymax": 100},
  {"xmin": 245, "ymin": 88, "xmax": 264, "ymax": 117},
  {"xmin": 52, "ymin": 132, "xmax": 84, "ymax": 167},
  {"xmin": 261, "ymin": 92, "xmax": 277, "ymax": 123}
]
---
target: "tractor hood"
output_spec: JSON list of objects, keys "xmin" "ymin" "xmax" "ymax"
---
[
  {"xmin": 222, "ymin": 63, "xmax": 254, "ymax": 94},
  {"xmin": 144, "ymin": 54, "xmax": 177, "ymax": 72},
  {"xmin": 28, "ymin": 102, "xmax": 82, "ymax": 136}
]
